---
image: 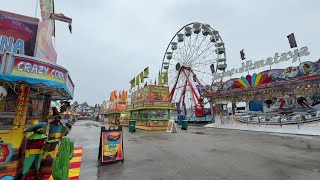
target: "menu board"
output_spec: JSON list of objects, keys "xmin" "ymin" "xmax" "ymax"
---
[{"xmin": 98, "ymin": 126, "xmax": 124, "ymax": 165}]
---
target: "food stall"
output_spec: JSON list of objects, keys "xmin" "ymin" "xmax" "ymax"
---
[
  {"xmin": 127, "ymin": 85, "xmax": 175, "ymax": 130},
  {"xmin": 105, "ymin": 90, "xmax": 129, "ymax": 125},
  {"xmin": 0, "ymin": 9, "xmax": 75, "ymax": 179}
]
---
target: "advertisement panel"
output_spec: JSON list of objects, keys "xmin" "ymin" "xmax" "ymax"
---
[
  {"xmin": 131, "ymin": 86, "xmax": 150, "ymax": 103},
  {"xmin": 11, "ymin": 57, "xmax": 67, "ymax": 83},
  {"xmin": 150, "ymin": 86, "xmax": 169, "ymax": 101},
  {"xmin": 0, "ymin": 10, "xmax": 39, "ymax": 56},
  {"xmin": 99, "ymin": 126, "xmax": 124, "ymax": 165}
]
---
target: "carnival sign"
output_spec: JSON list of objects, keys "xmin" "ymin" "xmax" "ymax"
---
[
  {"xmin": 0, "ymin": 10, "xmax": 39, "ymax": 56},
  {"xmin": 12, "ymin": 57, "xmax": 67, "ymax": 83},
  {"xmin": 98, "ymin": 126, "xmax": 124, "ymax": 165},
  {"xmin": 206, "ymin": 58, "xmax": 320, "ymax": 94},
  {"xmin": 12, "ymin": 83, "xmax": 30, "ymax": 129},
  {"xmin": 213, "ymin": 47, "xmax": 310, "ymax": 80}
]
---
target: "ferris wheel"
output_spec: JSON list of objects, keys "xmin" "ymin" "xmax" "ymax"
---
[{"xmin": 161, "ymin": 22, "xmax": 227, "ymax": 118}]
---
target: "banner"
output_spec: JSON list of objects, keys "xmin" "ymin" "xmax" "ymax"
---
[
  {"xmin": 36, "ymin": 0, "xmax": 57, "ymax": 63},
  {"xmin": 0, "ymin": 10, "xmax": 39, "ymax": 56},
  {"xmin": 12, "ymin": 82, "xmax": 30, "ymax": 129}
]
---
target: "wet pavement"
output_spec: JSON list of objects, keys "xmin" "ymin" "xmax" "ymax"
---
[
  {"xmin": 67, "ymin": 120, "xmax": 101, "ymax": 180},
  {"xmin": 69, "ymin": 120, "xmax": 320, "ymax": 180}
]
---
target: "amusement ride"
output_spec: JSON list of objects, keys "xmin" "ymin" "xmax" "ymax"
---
[{"xmin": 161, "ymin": 22, "xmax": 227, "ymax": 122}]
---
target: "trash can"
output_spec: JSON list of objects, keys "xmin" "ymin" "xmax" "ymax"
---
[
  {"xmin": 129, "ymin": 120, "xmax": 136, "ymax": 132},
  {"xmin": 181, "ymin": 120, "xmax": 188, "ymax": 130}
]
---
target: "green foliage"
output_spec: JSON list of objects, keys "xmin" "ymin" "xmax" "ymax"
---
[{"xmin": 52, "ymin": 137, "xmax": 74, "ymax": 180}]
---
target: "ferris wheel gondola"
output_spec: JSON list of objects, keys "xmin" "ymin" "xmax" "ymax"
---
[{"xmin": 161, "ymin": 22, "xmax": 227, "ymax": 119}]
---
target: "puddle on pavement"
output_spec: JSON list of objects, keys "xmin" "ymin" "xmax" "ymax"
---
[{"xmin": 193, "ymin": 132, "xmax": 206, "ymax": 135}]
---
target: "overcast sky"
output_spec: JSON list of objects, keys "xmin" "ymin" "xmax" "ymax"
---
[{"xmin": 1, "ymin": 0, "xmax": 320, "ymax": 105}]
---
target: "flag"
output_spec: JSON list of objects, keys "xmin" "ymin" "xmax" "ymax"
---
[
  {"xmin": 131, "ymin": 77, "xmax": 135, "ymax": 89},
  {"xmin": 240, "ymin": 49, "xmax": 245, "ymax": 60},
  {"xmin": 210, "ymin": 64, "xmax": 215, "ymax": 73},
  {"xmin": 163, "ymin": 71, "xmax": 168, "ymax": 84},
  {"xmin": 136, "ymin": 75, "xmax": 140, "ymax": 86},
  {"xmin": 143, "ymin": 67, "xmax": 149, "ymax": 78},
  {"xmin": 69, "ymin": 23, "xmax": 72, "ymax": 34},
  {"xmin": 140, "ymin": 72, "xmax": 144, "ymax": 83},
  {"xmin": 287, "ymin": 33, "xmax": 297, "ymax": 48},
  {"xmin": 114, "ymin": 90, "xmax": 117, "ymax": 99},
  {"xmin": 158, "ymin": 71, "xmax": 163, "ymax": 85}
]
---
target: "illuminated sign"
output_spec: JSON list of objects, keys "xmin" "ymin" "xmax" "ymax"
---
[
  {"xmin": 213, "ymin": 46, "xmax": 310, "ymax": 80},
  {"xmin": 12, "ymin": 58, "xmax": 67, "ymax": 83}
]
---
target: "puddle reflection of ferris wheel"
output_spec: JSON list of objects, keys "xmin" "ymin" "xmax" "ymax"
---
[{"xmin": 161, "ymin": 22, "xmax": 227, "ymax": 118}]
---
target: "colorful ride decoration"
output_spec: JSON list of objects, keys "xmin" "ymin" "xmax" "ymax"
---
[
  {"xmin": 127, "ymin": 85, "xmax": 175, "ymax": 130},
  {"xmin": 0, "ymin": 5, "xmax": 75, "ymax": 179},
  {"xmin": 233, "ymin": 73, "xmax": 272, "ymax": 88},
  {"xmin": 105, "ymin": 90, "xmax": 129, "ymax": 126},
  {"xmin": 202, "ymin": 58, "xmax": 320, "ymax": 125}
]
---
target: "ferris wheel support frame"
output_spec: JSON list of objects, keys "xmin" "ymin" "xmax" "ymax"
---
[
  {"xmin": 179, "ymin": 78, "xmax": 188, "ymax": 105},
  {"xmin": 169, "ymin": 69, "xmax": 181, "ymax": 101},
  {"xmin": 181, "ymin": 68, "xmax": 201, "ymax": 104}
]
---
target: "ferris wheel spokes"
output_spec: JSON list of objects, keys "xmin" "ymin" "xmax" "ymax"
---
[{"xmin": 161, "ymin": 22, "xmax": 227, "ymax": 119}]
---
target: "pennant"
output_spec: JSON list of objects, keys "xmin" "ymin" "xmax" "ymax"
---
[
  {"xmin": 131, "ymin": 77, "xmax": 136, "ymax": 88},
  {"xmin": 140, "ymin": 72, "xmax": 144, "ymax": 83},
  {"xmin": 240, "ymin": 49, "xmax": 245, "ymax": 60},
  {"xmin": 287, "ymin": 33, "xmax": 297, "ymax": 48},
  {"xmin": 163, "ymin": 71, "xmax": 169, "ymax": 84},
  {"xmin": 158, "ymin": 71, "xmax": 163, "ymax": 85},
  {"xmin": 136, "ymin": 75, "xmax": 140, "ymax": 86},
  {"xmin": 143, "ymin": 67, "xmax": 149, "ymax": 78}
]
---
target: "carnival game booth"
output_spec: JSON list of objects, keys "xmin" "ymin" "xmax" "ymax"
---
[
  {"xmin": 127, "ymin": 85, "xmax": 175, "ymax": 131},
  {"xmin": 105, "ymin": 90, "xmax": 129, "ymax": 126},
  {"xmin": 202, "ymin": 55, "xmax": 320, "ymax": 126},
  {"xmin": 0, "ymin": 9, "xmax": 76, "ymax": 179}
]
